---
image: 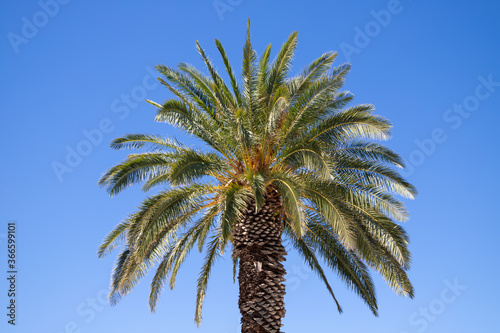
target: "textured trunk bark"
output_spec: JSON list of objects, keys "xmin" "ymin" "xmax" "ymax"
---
[{"xmin": 233, "ymin": 189, "xmax": 287, "ymax": 333}]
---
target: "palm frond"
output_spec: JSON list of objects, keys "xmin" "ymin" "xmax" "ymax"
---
[
  {"xmin": 266, "ymin": 31, "xmax": 298, "ymax": 108},
  {"xmin": 195, "ymin": 232, "xmax": 221, "ymax": 325},
  {"xmin": 215, "ymin": 39, "xmax": 243, "ymax": 108},
  {"xmin": 98, "ymin": 152, "xmax": 172, "ymax": 196},
  {"xmin": 269, "ymin": 170, "xmax": 304, "ymax": 237},
  {"xmin": 97, "ymin": 219, "xmax": 131, "ymax": 258},
  {"xmin": 110, "ymin": 133, "xmax": 187, "ymax": 151},
  {"xmin": 287, "ymin": 229, "xmax": 343, "ymax": 313},
  {"xmin": 242, "ymin": 19, "xmax": 258, "ymax": 132},
  {"xmin": 304, "ymin": 214, "xmax": 379, "ymax": 314}
]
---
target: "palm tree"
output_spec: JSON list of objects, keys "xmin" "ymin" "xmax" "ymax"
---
[{"xmin": 98, "ymin": 20, "xmax": 416, "ymax": 333}]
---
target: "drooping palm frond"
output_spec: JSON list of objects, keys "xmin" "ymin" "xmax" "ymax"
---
[{"xmin": 195, "ymin": 232, "xmax": 222, "ymax": 325}]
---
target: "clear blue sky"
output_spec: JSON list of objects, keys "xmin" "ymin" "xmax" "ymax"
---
[{"xmin": 1, "ymin": 0, "xmax": 499, "ymax": 332}]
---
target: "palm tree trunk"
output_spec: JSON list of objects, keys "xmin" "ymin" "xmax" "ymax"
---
[{"xmin": 233, "ymin": 190, "xmax": 287, "ymax": 333}]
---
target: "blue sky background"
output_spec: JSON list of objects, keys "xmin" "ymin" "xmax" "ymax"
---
[{"xmin": 1, "ymin": 0, "xmax": 499, "ymax": 332}]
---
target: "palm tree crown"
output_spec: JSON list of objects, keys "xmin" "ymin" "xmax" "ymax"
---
[{"xmin": 98, "ymin": 20, "xmax": 416, "ymax": 330}]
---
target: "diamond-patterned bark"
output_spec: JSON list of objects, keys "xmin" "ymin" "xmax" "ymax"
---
[{"xmin": 233, "ymin": 189, "xmax": 287, "ymax": 333}]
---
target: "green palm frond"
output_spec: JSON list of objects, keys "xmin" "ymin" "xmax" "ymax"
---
[
  {"xmin": 352, "ymin": 219, "xmax": 414, "ymax": 298},
  {"xmin": 110, "ymin": 133, "xmax": 186, "ymax": 151},
  {"xmin": 167, "ymin": 150, "xmax": 230, "ymax": 186},
  {"xmin": 156, "ymin": 65, "xmax": 216, "ymax": 115},
  {"xmin": 301, "ymin": 213, "xmax": 379, "ymax": 315},
  {"xmin": 332, "ymin": 140, "xmax": 406, "ymax": 168},
  {"xmin": 303, "ymin": 183, "xmax": 356, "ymax": 248},
  {"xmin": 265, "ymin": 31, "xmax": 298, "ymax": 109},
  {"xmin": 242, "ymin": 19, "xmax": 258, "ymax": 131},
  {"xmin": 196, "ymin": 40, "xmax": 236, "ymax": 110},
  {"xmin": 269, "ymin": 170, "xmax": 305, "ymax": 237},
  {"xmin": 177, "ymin": 62, "xmax": 218, "ymax": 116},
  {"xmin": 98, "ymin": 152, "xmax": 172, "ymax": 196},
  {"xmin": 246, "ymin": 169, "xmax": 266, "ymax": 211},
  {"xmin": 257, "ymin": 43, "xmax": 272, "ymax": 104},
  {"xmin": 97, "ymin": 219, "xmax": 131, "ymax": 258},
  {"xmin": 195, "ymin": 232, "xmax": 222, "ymax": 326},
  {"xmin": 332, "ymin": 157, "xmax": 417, "ymax": 199},
  {"xmin": 219, "ymin": 184, "xmax": 248, "ymax": 251},
  {"xmin": 288, "ymin": 52, "xmax": 338, "ymax": 99},
  {"xmin": 215, "ymin": 39, "xmax": 243, "ymax": 108},
  {"xmin": 277, "ymin": 141, "xmax": 330, "ymax": 179},
  {"xmin": 305, "ymin": 104, "xmax": 392, "ymax": 144},
  {"xmin": 108, "ymin": 248, "xmax": 130, "ymax": 305},
  {"xmin": 287, "ymin": 226, "xmax": 343, "ymax": 313},
  {"xmin": 148, "ymin": 214, "xmax": 215, "ymax": 312}
]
